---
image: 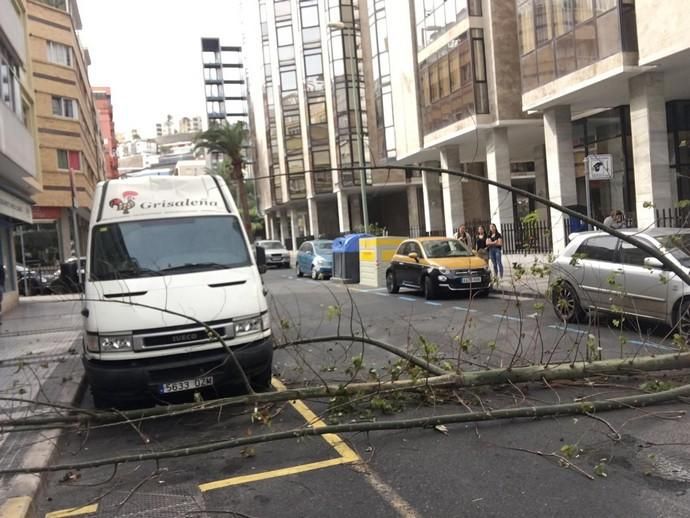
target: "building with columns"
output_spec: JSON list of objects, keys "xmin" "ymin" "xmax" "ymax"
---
[
  {"xmin": 515, "ymin": 0, "xmax": 690, "ymax": 252},
  {"xmin": 243, "ymin": 0, "xmax": 690, "ymax": 253},
  {"xmin": 244, "ymin": 0, "xmax": 425, "ymax": 249}
]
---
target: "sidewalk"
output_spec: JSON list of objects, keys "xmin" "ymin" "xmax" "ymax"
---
[
  {"xmin": 0, "ymin": 295, "xmax": 85, "ymax": 517},
  {"xmin": 490, "ymin": 254, "xmax": 552, "ymax": 299}
]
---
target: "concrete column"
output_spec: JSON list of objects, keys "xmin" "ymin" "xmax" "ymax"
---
[
  {"xmin": 263, "ymin": 214, "xmax": 270, "ymax": 240},
  {"xmin": 336, "ymin": 191, "xmax": 351, "ymax": 233},
  {"xmin": 533, "ymin": 145, "xmax": 549, "ymax": 222},
  {"xmin": 440, "ymin": 146, "xmax": 464, "ymax": 237},
  {"xmin": 307, "ymin": 198, "xmax": 319, "ymax": 237},
  {"xmin": 58, "ymin": 210, "xmax": 71, "ymax": 260},
  {"xmin": 407, "ymin": 185, "xmax": 421, "ymax": 235},
  {"xmin": 486, "ymin": 127, "xmax": 514, "ymax": 229},
  {"xmin": 629, "ymin": 72, "xmax": 674, "ymax": 228},
  {"xmin": 279, "ymin": 211, "xmax": 289, "ymax": 247},
  {"xmin": 422, "ymin": 169, "xmax": 443, "ymax": 234},
  {"xmin": 269, "ymin": 215, "xmax": 276, "ymax": 241},
  {"xmin": 544, "ymin": 106, "xmax": 578, "ymax": 254},
  {"xmin": 350, "ymin": 195, "xmax": 363, "ymax": 231},
  {"xmin": 289, "ymin": 209, "xmax": 298, "ymax": 252}
]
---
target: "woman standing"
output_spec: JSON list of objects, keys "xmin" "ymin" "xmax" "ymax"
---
[
  {"xmin": 475, "ymin": 225, "xmax": 488, "ymax": 260},
  {"xmin": 486, "ymin": 223, "xmax": 503, "ymax": 279}
]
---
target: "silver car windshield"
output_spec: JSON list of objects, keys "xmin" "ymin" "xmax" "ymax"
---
[
  {"xmin": 656, "ymin": 234, "xmax": 690, "ymax": 267},
  {"xmin": 259, "ymin": 241, "xmax": 283, "ymax": 250}
]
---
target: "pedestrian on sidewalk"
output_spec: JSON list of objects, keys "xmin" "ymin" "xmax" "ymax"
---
[
  {"xmin": 475, "ymin": 225, "xmax": 488, "ymax": 261},
  {"xmin": 0, "ymin": 264, "xmax": 5, "ymax": 325},
  {"xmin": 486, "ymin": 223, "xmax": 504, "ymax": 280},
  {"xmin": 454, "ymin": 224, "xmax": 473, "ymax": 250}
]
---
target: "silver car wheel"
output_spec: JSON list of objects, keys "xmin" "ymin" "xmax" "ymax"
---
[
  {"xmin": 677, "ymin": 300, "xmax": 690, "ymax": 337},
  {"xmin": 553, "ymin": 281, "xmax": 581, "ymax": 323}
]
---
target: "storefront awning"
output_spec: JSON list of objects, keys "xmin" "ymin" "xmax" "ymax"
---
[{"xmin": 0, "ymin": 188, "xmax": 32, "ymax": 224}]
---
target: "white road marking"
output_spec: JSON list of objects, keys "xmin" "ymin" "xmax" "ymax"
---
[
  {"xmin": 493, "ymin": 314, "xmax": 523, "ymax": 322},
  {"xmin": 425, "ymin": 301, "xmax": 442, "ymax": 306},
  {"xmin": 453, "ymin": 306, "xmax": 477, "ymax": 313},
  {"xmin": 548, "ymin": 324, "xmax": 587, "ymax": 335},
  {"xmin": 373, "ymin": 292, "xmax": 389, "ymax": 297},
  {"xmin": 627, "ymin": 339, "xmax": 674, "ymax": 351},
  {"xmin": 399, "ymin": 296, "xmax": 417, "ymax": 302}
]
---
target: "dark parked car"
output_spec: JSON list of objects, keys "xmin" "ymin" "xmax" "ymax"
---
[
  {"xmin": 16, "ymin": 264, "xmax": 49, "ymax": 296},
  {"xmin": 48, "ymin": 257, "xmax": 86, "ymax": 294}
]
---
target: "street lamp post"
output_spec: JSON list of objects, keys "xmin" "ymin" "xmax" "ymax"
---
[{"xmin": 328, "ymin": 20, "xmax": 369, "ymax": 232}]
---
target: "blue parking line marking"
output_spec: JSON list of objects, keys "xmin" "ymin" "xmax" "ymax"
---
[
  {"xmin": 425, "ymin": 301, "xmax": 442, "ymax": 306},
  {"xmin": 627, "ymin": 339, "xmax": 674, "ymax": 351},
  {"xmin": 399, "ymin": 296, "xmax": 417, "ymax": 302},
  {"xmin": 453, "ymin": 306, "xmax": 477, "ymax": 313}
]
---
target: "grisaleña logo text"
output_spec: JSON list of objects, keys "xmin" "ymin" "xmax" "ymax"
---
[{"xmin": 139, "ymin": 199, "xmax": 219, "ymax": 209}]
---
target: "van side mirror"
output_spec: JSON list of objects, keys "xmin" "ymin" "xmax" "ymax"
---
[
  {"xmin": 255, "ymin": 245, "xmax": 267, "ymax": 274},
  {"xmin": 643, "ymin": 257, "xmax": 664, "ymax": 270}
]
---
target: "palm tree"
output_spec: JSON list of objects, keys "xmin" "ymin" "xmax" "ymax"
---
[{"xmin": 194, "ymin": 122, "xmax": 252, "ymax": 236}]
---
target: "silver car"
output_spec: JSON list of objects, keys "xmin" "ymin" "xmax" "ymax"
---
[
  {"xmin": 549, "ymin": 228, "xmax": 690, "ymax": 334},
  {"xmin": 255, "ymin": 240, "xmax": 290, "ymax": 268}
]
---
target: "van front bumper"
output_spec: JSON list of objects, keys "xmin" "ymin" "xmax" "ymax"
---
[{"xmin": 83, "ymin": 336, "xmax": 273, "ymax": 402}]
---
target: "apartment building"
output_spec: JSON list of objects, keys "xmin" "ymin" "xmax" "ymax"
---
[
  {"xmin": 515, "ymin": 0, "xmax": 690, "ymax": 251},
  {"xmin": 245, "ymin": 0, "xmax": 425, "ymax": 248},
  {"xmin": 93, "ymin": 86, "xmax": 118, "ymax": 179},
  {"xmin": 26, "ymin": 0, "xmax": 105, "ymax": 261},
  {"xmin": 0, "ymin": 0, "xmax": 40, "ymax": 308}
]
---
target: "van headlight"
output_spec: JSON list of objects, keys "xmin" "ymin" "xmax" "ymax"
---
[
  {"xmin": 99, "ymin": 334, "xmax": 133, "ymax": 352},
  {"xmin": 234, "ymin": 315, "xmax": 262, "ymax": 335},
  {"xmin": 261, "ymin": 311, "xmax": 271, "ymax": 331}
]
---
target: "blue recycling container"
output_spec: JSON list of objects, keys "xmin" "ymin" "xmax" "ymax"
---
[{"xmin": 333, "ymin": 233, "xmax": 370, "ymax": 283}]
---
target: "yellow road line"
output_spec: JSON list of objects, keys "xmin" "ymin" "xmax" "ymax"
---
[
  {"xmin": 199, "ymin": 378, "xmax": 361, "ymax": 492},
  {"xmin": 271, "ymin": 378, "xmax": 360, "ymax": 462},
  {"xmin": 199, "ymin": 456, "xmax": 353, "ymax": 492},
  {"xmin": 45, "ymin": 503, "xmax": 98, "ymax": 518}
]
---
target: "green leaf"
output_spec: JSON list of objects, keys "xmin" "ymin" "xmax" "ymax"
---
[
  {"xmin": 676, "ymin": 199, "xmax": 690, "ymax": 209},
  {"xmin": 642, "ymin": 201, "xmax": 655, "ymax": 209}
]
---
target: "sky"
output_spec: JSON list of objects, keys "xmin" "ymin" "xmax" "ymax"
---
[{"xmin": 78, "ymin": 0, "xmax": 244, "ymax": 140}]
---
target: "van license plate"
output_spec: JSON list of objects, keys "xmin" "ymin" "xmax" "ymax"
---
[
  {"xmin": 160, "ymin": 376, "xmax": 213, "ymax": 394},
  {"xmin": 462, "ymin": 276, "xmax": 483, "ymax": 284}
]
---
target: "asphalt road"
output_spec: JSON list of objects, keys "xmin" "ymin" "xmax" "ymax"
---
[{"xmin": 36, "ymin": 270, "xmax": 690, "ymax": 517}]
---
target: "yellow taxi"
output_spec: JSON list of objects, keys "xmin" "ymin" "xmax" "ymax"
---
[{"xmin": 385, "ymin": 237, "xmax": 491, "ymax": 300}]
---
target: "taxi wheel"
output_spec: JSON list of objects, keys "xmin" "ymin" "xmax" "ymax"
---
[
  {"xmin": 296, "ymin": 263, "xmax": 303, "ymax": 278},
  {"xmin": 386, "ymin": 271, "xmax": 399, "ymax": 294},
  {"xmin": 424, "ymin": 276, "xmax": 438, "ymax": 300},
  {"xmin": 675, "ymin": 299, "xmax": 690, "ymax": 338}
]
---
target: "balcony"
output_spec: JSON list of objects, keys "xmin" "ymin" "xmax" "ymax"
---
[{"xmin": 0, "ymin": 103, "xmax": 38, "ymax": 193}]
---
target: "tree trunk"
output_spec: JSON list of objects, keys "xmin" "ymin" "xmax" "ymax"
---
[{"xmin": 234, "ymin": 159, "xmax": 252, "ymax": 239}]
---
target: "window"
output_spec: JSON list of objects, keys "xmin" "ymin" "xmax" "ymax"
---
[
  {"xmin": 281, "ymin": 70, "xmax": 297, "ymax": 90},
  {"xmin": 449, "ymin": 51, "xmax": 461, "ymax": 92},
  {"xmin": 304, "ymin": 52, "xmax": 323, "ymax": 77},
  {"xmin": 57, "ymin": 149, "xmax": 81, "ymax": 171},
  {"xmin": 534, "ymin": 0, "xmax": 553, "ymax": 46},
  {"xmin": 91, "ymin": 216, "xmax": 251, "ymax": 280},
  {"xmin": 301, "ymin": 5, "xmax": 319, "ymax": 27},
  {"xmin": 518, "ymin": 1, "xmax": 536, "ymax": 55},
  {"xmin": 47, "ymin": 41, "xmax": 72, "ymax": 67},
  {"xmin": 51, "ymin": 96, "xmax": 78, "ymax": 119},
  {"xmin": 308, "ymin": 101, "xmax": 326, "ymax": 124},
  {"xmin": 276, "ymin": 26, "xmax": 293, "ymax": 46},
  {"xmin": 620, "ymin": 240, "xmax": 649, "ymax": 267},
  {"xmin": 576, "ymin": 236, "xmax": 618, "ymax": 262},
  {"xmin": 0, "ymin": 43, "xmax": 20, "ymax": 113}
]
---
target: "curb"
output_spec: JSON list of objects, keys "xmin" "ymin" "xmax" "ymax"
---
[
  {"xmin": 489, "ymin": 287, "xmax": 546, "ymax": 300},
  {"xmin": 0, "ymin": 348, "xmax": 87, "ymax": 518}
]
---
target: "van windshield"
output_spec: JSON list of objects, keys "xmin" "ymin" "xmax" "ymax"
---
[{"xmin": 90, "ymin": 215, "xmax": 251, "ymax": 280}]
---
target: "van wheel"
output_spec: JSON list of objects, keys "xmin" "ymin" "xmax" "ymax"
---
[{"xmin": 296, "ymin": 263, "xmax": 303, "ymax": 277}]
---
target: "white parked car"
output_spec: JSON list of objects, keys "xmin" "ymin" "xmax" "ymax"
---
[
  {"xmin": 254, "ymin": 240, "xmax": 290, "ymax": 268},
  {"xmin": 549, "ymin": 228, "xmax": 690, "ymax": 335}
]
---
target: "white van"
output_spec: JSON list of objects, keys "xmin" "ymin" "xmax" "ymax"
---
[{"xmin": 82, "ymin": 175, "xmax": 272, "ymax": 408}]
